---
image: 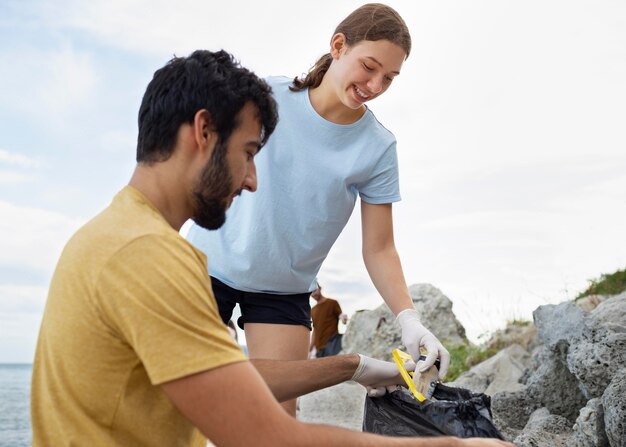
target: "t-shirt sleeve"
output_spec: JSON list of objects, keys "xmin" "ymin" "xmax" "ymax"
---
[
  {"xmin": 95, "ymin": 234, "xmax": 246, "ymax": 385},
  {"xmin": 357, "ymin": 141, "xmax": 401, "ymax": 204}
]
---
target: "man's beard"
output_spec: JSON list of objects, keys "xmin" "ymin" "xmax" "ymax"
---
[{"xmin": 192, "ymin": 139, "xmax": 237, "ymax": 230}]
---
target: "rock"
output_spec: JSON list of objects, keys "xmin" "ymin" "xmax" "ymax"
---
[
  {"xmin": 602, "ymin": 371, "xmax": 626, "ymax": 447},
  {"xmin": 571, "ymin": 398, "xmax": 609, "ymax": 447},
  {"xmin": 527, "ymin": 342, "xmax": 588, "ymax": 423},
  {"xmin": 534, "ymin": 301, "xmax": 586, "ymax": 348},
  {"xmin": 576, "ymin": 294, "xmax": 611, "ymax": 313},
  {"xmin": 513, "ymin": 407, "xmax": 573, "ymax": 447},
  {"xmin": 340, "ymin": 304, "xmax": 400, "ymax": 361},
  {"xmin": 492, "ymin": 388, "xmax": 540, "ymax": 440},
  {"xmin": 341, "ymin": 283, "xmax": 466, "ymax": 360},
  {"xmin": 448, "ymin": 344, "xmax": 529, "ymax": 395},
  {"xmin": 486, "ymin": 321, "xmax": 538, "ymax": 351},
  {"xmin": 407, "ymin": 284, "xmax": 467, "ymax": 345},
  {"xmin": 567, "ymin": 293, "xmax": 626, "ymax": 398},
  {"xmin": 297, "ymin": 381, "xmax": 364, "ymax": 431}
]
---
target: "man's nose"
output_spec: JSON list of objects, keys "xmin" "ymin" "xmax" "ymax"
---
[{"xmin": 242, "ymin": 159, "xmax": 257, "ymax": 192}]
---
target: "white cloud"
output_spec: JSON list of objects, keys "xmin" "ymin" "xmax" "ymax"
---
[
  {"xmin": 0, "ymin": 44, "xmax": 98, "ymax": 127},
  {"xmin": 0, "ymin": 285, "xmax": 47, "ymax": 314},
  {"xmin": 0, "ymin": 171, "xmax": 34, "ymax": 185},
  {"xmin": 0, "ymin": 200, "xmax": 85, "ymax": 272},
  {"xmin": 0, "ymin": 149, "xmax": 39, "ymax": 168}
]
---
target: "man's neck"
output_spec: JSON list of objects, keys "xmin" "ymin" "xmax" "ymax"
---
[{"xmin": 128, "ymin": 162, "xmax": 192, "ymax": 231}]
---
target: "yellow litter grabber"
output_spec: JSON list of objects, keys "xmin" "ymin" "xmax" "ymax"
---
[{"xmin": 392, "ymin": 349, "xmax": 440, "ymax": 402}]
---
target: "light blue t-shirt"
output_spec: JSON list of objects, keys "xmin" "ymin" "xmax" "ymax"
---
[{"xmin": 187, "ymin": 76, "xmax": 401, "ymax": 294}]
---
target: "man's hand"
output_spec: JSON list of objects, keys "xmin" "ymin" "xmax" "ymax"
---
[
  {"xmin": 396, "ymin": 309, "xmax": 450, "ymax": 380},
  {"xmin": 351, "ymin": 354, "xmax": 415, "ymax": 397}
]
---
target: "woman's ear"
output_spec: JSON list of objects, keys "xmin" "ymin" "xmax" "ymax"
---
[{"xmin": 330, "ymin": 33, "xmax": 347, "ymax": 59}]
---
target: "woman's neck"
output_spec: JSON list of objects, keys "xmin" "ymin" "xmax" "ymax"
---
[{"xmin": 308, "ymin": 78, "xmax": 365, "ymax": 125}]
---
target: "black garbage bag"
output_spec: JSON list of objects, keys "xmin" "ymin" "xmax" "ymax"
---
[{"xmin": 363, "ymin": 384, "xmax": 505, "ymax": 439}]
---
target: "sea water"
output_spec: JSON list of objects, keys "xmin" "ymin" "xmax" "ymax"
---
[{"xmin": 0, "ymin": 364, "xmax": 31, "ymax": 447}]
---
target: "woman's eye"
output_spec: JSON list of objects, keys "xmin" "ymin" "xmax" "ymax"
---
[{"xmin": 363, "ymin": 63, "xmax": 373, "ymax": 71}]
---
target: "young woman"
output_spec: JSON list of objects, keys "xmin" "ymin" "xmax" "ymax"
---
[{"xmin": 187, "ymin": 3, "xmax": 450, "ymax": 414}]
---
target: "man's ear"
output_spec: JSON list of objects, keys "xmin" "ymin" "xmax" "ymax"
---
[
  {"xmin": 193, "ymin": 109, "xmax": 216, "ymax": 154},
  {"xmin": 330, "ymin": 33, "xmax": 347, "ymax": 60}
]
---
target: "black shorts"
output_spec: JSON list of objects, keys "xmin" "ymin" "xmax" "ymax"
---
[{"xmin": 211, "ymin": 276, "xmax": 312, "ymax": 330}]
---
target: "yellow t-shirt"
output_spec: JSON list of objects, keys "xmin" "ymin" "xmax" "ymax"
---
[{"xmin": 31, "ymin": 186, "xmax": 247, "ymax": 446}]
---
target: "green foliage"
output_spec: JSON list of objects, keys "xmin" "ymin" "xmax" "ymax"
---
[
  {"xmin": 443, "ymin": 343, "xmax": 499, "ymax": 382},
  {"xmin": 506, "ymin": 319, "xmax": 532, "ymax": 327},
  {"xmin": 576, "ymin": 267, "xmax": 626, "ymax": 299}
]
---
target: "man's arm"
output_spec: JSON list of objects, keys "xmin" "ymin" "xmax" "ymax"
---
[
  {"xmin": 162, "ymin": 360, "xmax": 513, "ymax": 446},
  {"xmin": 250, "ymin": 354, "xmax": 359, "ymax": 402}
]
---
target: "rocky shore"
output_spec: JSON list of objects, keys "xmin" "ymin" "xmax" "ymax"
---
[{"xmin": 297, "ymin": 284, "xmax": 626, "ymax": 446}]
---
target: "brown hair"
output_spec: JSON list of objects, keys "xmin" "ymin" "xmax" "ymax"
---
[{"xmin": 290, "ymin": 3, "xmax": 411, "ymax": 92}]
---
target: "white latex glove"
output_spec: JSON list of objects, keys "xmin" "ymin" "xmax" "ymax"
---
[
  {"xmin": 396, "ymin": 309, "xmax": 450, "ymax": 380},
  {"xmin": 351, "ymin": 354, "xmax": 415, "ymax": 397}
]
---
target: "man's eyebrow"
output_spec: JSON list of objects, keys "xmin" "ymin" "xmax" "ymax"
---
[{"xmin": 365, "ymin": 56, "xmax": 401, "ymax": 75}]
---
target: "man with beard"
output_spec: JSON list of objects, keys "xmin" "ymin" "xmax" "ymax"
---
[{"xmin": 31, "ymin": 50, "xmax": 513, "ymax": 447}]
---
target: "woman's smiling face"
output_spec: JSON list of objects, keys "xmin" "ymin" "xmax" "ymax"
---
[{"xmin": 327, "ymin": 35, "xmax": 406, "ymax": 110}]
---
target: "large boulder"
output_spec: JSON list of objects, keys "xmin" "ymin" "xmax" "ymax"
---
[
  {"xmin": 341, "ymin": 283, "xmax": 466, "ymax": 361},
  {"xmin": 523, "ymin": 341, "xmax": 588, "ymax": 423},
  {"xmin": 297, "ymin": 381, "xmax": 364, "ymax": 431},
  {"xmin": 602, "ymin": 371, "xmax": 626, "ymax": 447},
  {"xmin": 407, "ymin": 284, "xmax": 467, "ymax": 345},
  {"xmin": 567, "ymin": 293, "xmax": 626, "ymax": 399},
  {"xmin": 492, "ymin": 340, "xmax": 587, "ymax": 435},
  {"xmin": 448, "ymin": 343, "xmax": 529, "ymax": 395},
  {"xmin": 513, "ymin": 407, "xmax": 573, "ymax": 447},
  {"xmin": 492, "ymin": 388, "xmax": 541, "ymax": 440},
  {"xmin": 571, "ymin": 398, "xmax": 609, "ymax": 447},
  {"xmin": 534, "ymin": 301, "xmax": 586, "ymax": 348}
]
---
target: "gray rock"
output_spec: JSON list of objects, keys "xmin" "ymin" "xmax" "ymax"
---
[
  {"xmin": 407, "ymin": 284, "xmax": 467, "ymax": 345},
  {"xmin": 576, "ymin": 294, "xmax": 611, "ymax": 313},
  {"xmin": 567, "ymin": 293, "xmax": 626, "ymax": 398},
  {"xmin": 602, "ymin": 371, "xmax": 626, "ymax": 447},
  {"xmin": 525, "ymin": 342, "xmax": 588, "ymax": 423},
  {"xmin": 492, "ymin": 387, "xmax": 540, "ymax": 440},
  {"xmin": 448, "ymin": 344, "xmax": 529, "ymax": 395},
  {"xmin": 571, "ymin": 398, "xmax": 609, "ymax": 447},
  {"xmin": 297, "ymin": 381, "xmax": 364, "ymax": 431},
  {"xmin": 340, "ymin": 304, "xmax": 400, "ymax": 361},
  {"xmin": 533, "ymin": 301, "xmax": 586, "ymax": 348},
  {"xmin": 514, "ymin": 407, "xmax": 573, "ymax": 447},
  {"xmin": 341, "ymin": 283, "xmax": 466, "ymax": 360}
]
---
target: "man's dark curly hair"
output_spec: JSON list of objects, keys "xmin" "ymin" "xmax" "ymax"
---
[{"xmin": 136, "ymin": 50, "xmax": 278, "ymax": 163}]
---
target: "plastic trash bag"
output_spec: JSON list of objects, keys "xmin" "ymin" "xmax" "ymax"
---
[{"xmin": 363, "ymin": 383, "xmax": 505, "ymax": 439}]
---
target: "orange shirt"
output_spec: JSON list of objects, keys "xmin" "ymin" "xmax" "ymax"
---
[{"xmin": 311, "ymin": 298, "xmax": 342, "ymax": 350}]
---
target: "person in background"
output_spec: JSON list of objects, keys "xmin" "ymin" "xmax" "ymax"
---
[
  {"xmin": 30, "ymin": 49, "xmax": 512, "ymax": 447},
  {"xmin": 186, "ymin": 3, "xmax": 451, "ymax": 416},
  {"xmin": 310, "ymin": 282, "xmax": 348, "ymax": 358}
]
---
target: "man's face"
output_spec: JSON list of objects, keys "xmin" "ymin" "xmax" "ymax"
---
[{"xmin": 192, "ymin": 102, "xmax": 262, "ymax": 230}]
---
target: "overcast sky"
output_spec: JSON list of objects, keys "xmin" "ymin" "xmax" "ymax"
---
[{"xmin": 1, "ymin": 0, "xmax": 624, "ymax": 362}]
